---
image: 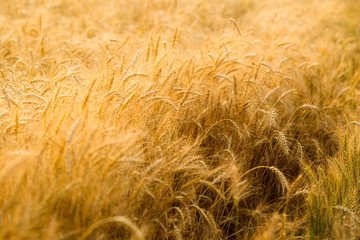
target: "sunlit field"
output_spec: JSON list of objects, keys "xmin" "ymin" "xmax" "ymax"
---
[{"xmin": 0, "ymin": 0, "xmax": 360, "ymax": 239}]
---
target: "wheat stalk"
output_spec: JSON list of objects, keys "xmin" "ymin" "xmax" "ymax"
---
[
  {"xmin": 172, "ymin": 222, "xmax": 182, "ymax": 240},
  {"xmin": 263, "ymin": 86, "xmax": 280, "ymax": 102},
  {"xmin": 229, "ymin": 18, "xmax": 242, "ymax": 36},
  {"xmin": 268, "ymin": 166, "xmax": 290, "ymax": 194},
  {"xmin": 138, "ymin": 90, "xmax": 160, "ymax": 100},
  {"xmin": 145, "ymin": 158, "xmax": 164, "ymax": 175},
  {"xmin": 269, "ymin": 109, "xmax": 278, "ymax": 127},
  {"xmin": 122, "ymin": 73, "xmax": 149, "ymax": 84},
  {"xmin": 260, "ymin": 62, "xmax": 274, "ymax": 72},
  {"xmin": 79, "ymin": 216, "xmax": 144, "ymax": 240},
  {"xmin": 191, "ymin": 205, "xmax": 220, "ymax": 236},
  {"xmin": 333, "ymin": 206, "xmax": 360, "ymax": 224},
  {"xmin": 172, "ymin": 28, "xmax": 178, "ymax": 47},
  {"xmin": 81, "ymin": 80, "xmax": 96, "ymax": 110},
  {"xmin": 153, "ymin": 36, "xmax": 160, "ymax": 60},
  {"xmin": 1, "ymin": 85, "xmax": 11, "ymax": 109},
  {"xmin": 298, "ymin": 104, "xmax": 319, "ymax": 111},
  {"xmin": 347, "ymin": 121, "xmax": 360, "ymax": 127},
  {"xmin": 276, "ymin": 131, "xmax": 289, "ymax": 155}
]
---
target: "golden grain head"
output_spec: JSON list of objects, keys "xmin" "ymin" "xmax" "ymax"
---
[{"xmin": 0, "ymin": 0, "xmax": 359, "ymax": 239}]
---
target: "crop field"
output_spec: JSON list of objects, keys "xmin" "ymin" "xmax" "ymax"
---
[{"xmin": 0, "ymin": 0, "xmax": 360, "ymax": 239}]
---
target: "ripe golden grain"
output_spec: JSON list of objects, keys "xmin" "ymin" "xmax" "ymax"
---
[{"xmin": 0, "ymin": 0, "xmax": 359, "ymax": 239}]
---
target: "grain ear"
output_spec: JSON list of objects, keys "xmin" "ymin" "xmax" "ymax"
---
[{"xmin": 229, "ymin": 18, "xmax": 242, "ymax": 37}]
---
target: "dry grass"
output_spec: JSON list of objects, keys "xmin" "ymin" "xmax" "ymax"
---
[{"xmin": 0, "ymin": 0, "xmax": 359, "ymax": 239}]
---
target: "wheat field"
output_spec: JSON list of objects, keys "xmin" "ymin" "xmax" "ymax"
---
[{"xmin": 0, "ymin": 0, "xmax": 360, "ymax": 239}]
